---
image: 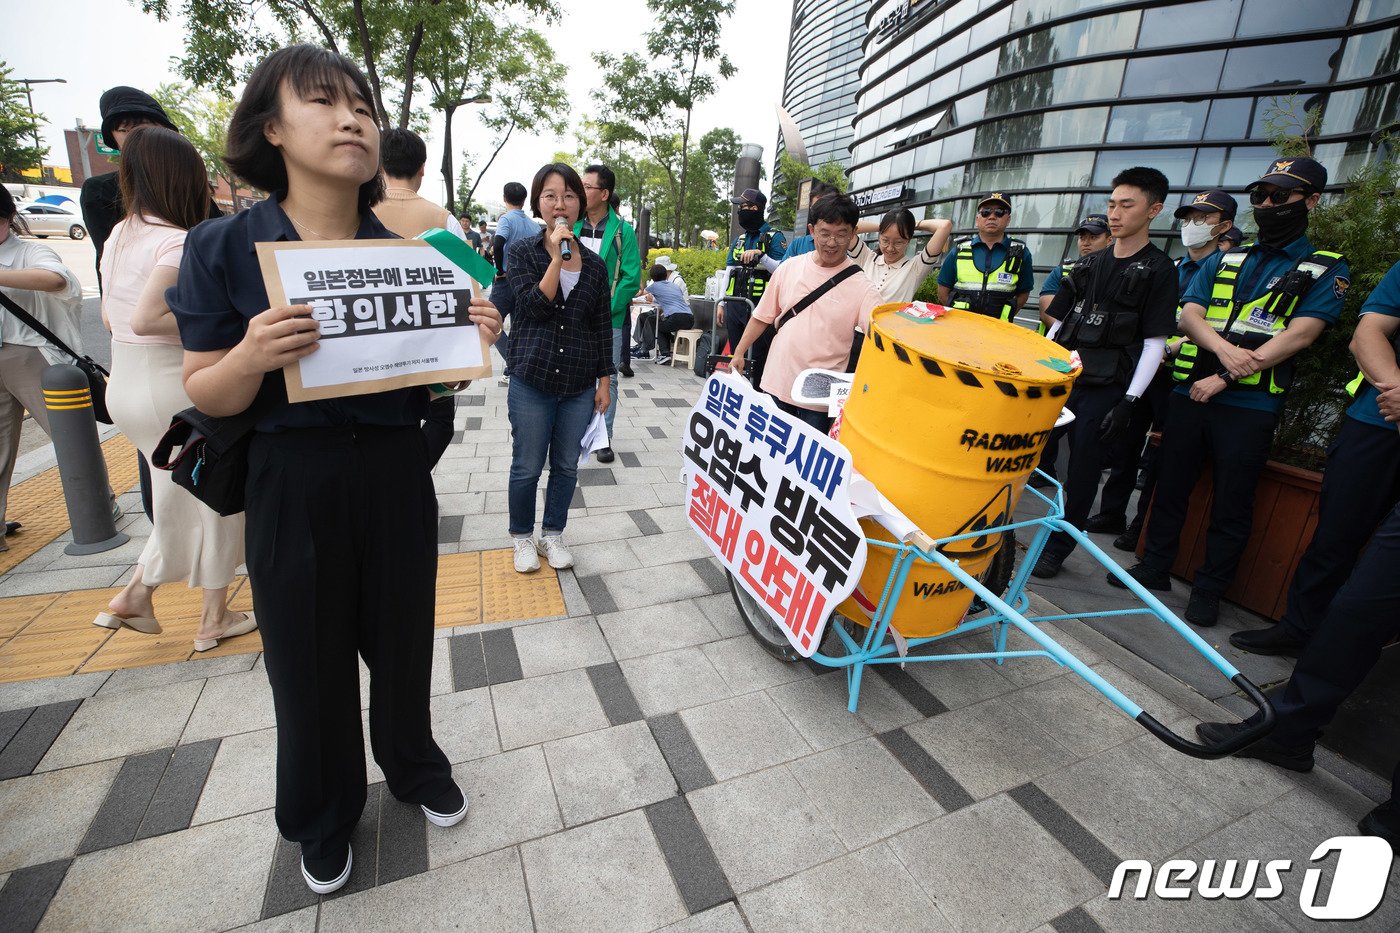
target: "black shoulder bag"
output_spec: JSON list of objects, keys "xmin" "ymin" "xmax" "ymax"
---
[
  {"xmin": 150, "ymin": 376, "xmax": 278, "ymax": 517},
  {"xmin": 747, "ymin": 264, "xmax": 861, "ymax": 389},
  {"xmin": 0, "ymin": 290, "xmax": 112, "ymax": 424}
]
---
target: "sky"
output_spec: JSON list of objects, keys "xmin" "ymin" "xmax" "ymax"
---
[{"xmin": 4, "ymin": 0, "xmax": 794, "ymax": 217}]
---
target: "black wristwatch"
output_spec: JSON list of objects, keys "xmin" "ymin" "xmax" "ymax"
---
[{"xmin": 1216, "ymin": 368, "xmax": 1236, "ymax": 384}]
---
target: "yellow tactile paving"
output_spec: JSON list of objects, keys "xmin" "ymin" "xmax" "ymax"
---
[
  {"xmin": 0, "ymin": 547, "xmax": 565, "ymax": 683},
  {"xmin": 0, "ymin": 434, "xmax": 141, "ymax": 576}
]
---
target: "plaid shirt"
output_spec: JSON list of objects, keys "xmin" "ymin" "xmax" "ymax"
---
[{"xmin": 506, "ymin": 233, "xmax": 615, "ymax": 395}]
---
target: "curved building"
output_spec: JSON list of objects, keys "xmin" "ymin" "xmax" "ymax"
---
[
  {"xmin": 847, "ymin": 0, "xmax": 1400, "ymax": 277},
  {"xmin": 776, "ymin": 0, "xmax": 867, "ymax": 179}
]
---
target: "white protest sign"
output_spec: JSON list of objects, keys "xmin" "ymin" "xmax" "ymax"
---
[
  {"xmin": 257, "ymin": 239, "xmax": 491, "ymax": 402},
  {"xmin": 683, "ymin": 373, "xmax": 867, "ymax": 657}
]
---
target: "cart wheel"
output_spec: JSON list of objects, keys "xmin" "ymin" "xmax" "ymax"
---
[
  {"xmin": 728, "ymin": 570, "xmax": 804, "ymax": 662},
  {"xmin": 692, "ymin": 333, "xmax": 712, "ymax": 376},
  {"xmin": 968, "ymin": 531, "xmax": 1017, "ymax": 615}
]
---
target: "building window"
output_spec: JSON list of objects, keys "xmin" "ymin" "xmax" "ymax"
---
[
  {"xmin": 1203, "ymin": 97, "xmax": 1254, "ymax": 140},
  {"xmin": 1106, "ymin": 101, "xmax": 1210, "ymax": 142},
  {"xmin": 1092, "ymin": 148, "xmax": 1197, "ymax": 189},
  {"xmin": 1235, "ymin": 0, "xmax": 1350, "ymax": 37},
  {"xmin": 1122, "ymin": 50, "xmax": 1225, "ymax": 97},
  {"xmin": 1220, "ymin": 39, "xmax": 1341, "ymax": 90},
  {"xmin": 1137, "ymin": 0, "xmax": 1243, "ymax": 47},
  {"xmin": 1337, "ymin": 27, "xmax": 1400, "ymax": 83}
]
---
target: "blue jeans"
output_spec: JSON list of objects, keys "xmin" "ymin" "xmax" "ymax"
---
[
  {"xmin": 604, "ymin": 326, "xmax": 624, "ymax": 440},
  {"xmin": 490, "ymin": 278, "xmax": 514, "ymax": 373},
  {"xmin": 507, "ymin": 377, "xmax": 595, "ymax": 535}
]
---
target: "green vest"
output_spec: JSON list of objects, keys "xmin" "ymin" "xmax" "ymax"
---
[
  {"xmin": 1346, "ymin": 370, "xmax": 1366, "ymax": 396},
  {"xmin": 1171, "ymin": 245, "xmax": 1344, "ymax": 395},
  {"xmin": 952, "ymin": 238, "xmax": 1025, "ymax": 321}
]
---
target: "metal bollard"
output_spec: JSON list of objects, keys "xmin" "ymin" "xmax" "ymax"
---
[{"xmin": 41, "ymin": 364, "xmax": 129, "ymax": 556}]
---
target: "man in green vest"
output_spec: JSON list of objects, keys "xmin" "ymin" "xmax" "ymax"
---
[
  {"xmin": 1110, "ymin": 157, "xmax": 1350, "ymax": 627},
  {"xmin": 936, "ymin": 193, "xmax": 1033, "ymax": 320},
  {"xmin": 717, "ymin": 187, "xmax": 787, "ymax": 360},
  {"xmin": 576, "ymin": 164, "xmax": 641, "ymax": 464}
]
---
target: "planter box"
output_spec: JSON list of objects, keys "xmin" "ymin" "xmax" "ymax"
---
[{"xmin": 1139, "ymin": 452, "xmax": 1323, "ymax": 621}]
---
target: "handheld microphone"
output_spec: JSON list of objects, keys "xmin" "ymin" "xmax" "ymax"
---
[{"xmin": 554, "ymin": 217, "xmax": 573, "ymax": 261}]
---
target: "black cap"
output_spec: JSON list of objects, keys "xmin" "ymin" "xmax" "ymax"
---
[
  {"xmin": 730, "ymin": 188, "xmax": 767, "ymax": 209},
  {"xmin": 1219, "ymin": 225, "xmax": 1245, "ymax": 246},
  {"xmin": 1173, "ymin": 189, "xmax": 1238, "ymax": 220},
  {"xmin": 1246, "ymin": 156, "xmax": 1328, "ymax": 193},
  {"xmin": 98, "ymin": 86, "xmax": 177, "ymax": 153},
  {"xmin": 1073, "ymin": 213, "xmax": 1109, "ymax": 235},
  {"xmin": 977, "ymin": 192, "xmax": 1011, "ymax": 211}
]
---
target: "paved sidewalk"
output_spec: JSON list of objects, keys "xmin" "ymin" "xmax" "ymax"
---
[{"xmin": 1, "ymin": 359, "xmax": 1396, "ymax": 932}]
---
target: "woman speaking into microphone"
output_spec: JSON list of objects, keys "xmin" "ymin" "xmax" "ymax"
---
[{"xmin": 504, "ymin": 163, "xmax": 614, "ymax": 574}]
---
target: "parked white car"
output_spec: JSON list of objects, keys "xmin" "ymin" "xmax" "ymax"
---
[{"xmin": 17, "ymin": 202, "xmax": 87, "ymax": 240}]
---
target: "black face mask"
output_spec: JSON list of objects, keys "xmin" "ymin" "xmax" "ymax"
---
[
  {"xmin": 1252, "ymin": 200, "xmax": 1309, "ymax": 247},
  {"xmin": 738, "ymin": 208, "xmax": 763, "ymax": 233}
]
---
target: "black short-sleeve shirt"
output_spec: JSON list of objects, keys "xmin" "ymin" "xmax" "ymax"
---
[{"xmin": 168, "ymin": 196, "xmax": 429, "ymax": 432}]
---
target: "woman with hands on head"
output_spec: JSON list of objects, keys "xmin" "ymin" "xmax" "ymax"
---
[
  {"xmin": 167, "ymin": 44, "xmax": 502, "ymax": 896},
  {"xmin": 503, "ymin": 162, "xmax": 615, "ymax": 575},
  {"xmin": 848, "ymin": 208, "xmax": 953, "ymax": 303}
]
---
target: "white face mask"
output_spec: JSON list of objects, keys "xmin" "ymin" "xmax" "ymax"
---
[{"xmin": 1180, "ymin": 220, "xmax": 1219, "ymax": 249}]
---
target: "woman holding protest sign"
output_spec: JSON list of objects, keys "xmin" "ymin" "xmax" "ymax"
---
[
  {"xmin": 97, "ymin": 125, "xmax": 254, "ymax": 651},
  {"xmin": 168, "ymin": 44, "xmax": 503, "ymax": 895},
  {"xmin": 503, "ymin": 162, "xmax": 614, "ymax": 574}
]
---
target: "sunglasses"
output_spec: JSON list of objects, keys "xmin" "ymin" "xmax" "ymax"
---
[
  {"xmin": 1249, "ymin": 188, "xmax": 1305, "ymax": 206},
  {"xmin": 978, "ymin": 208, "xmax": 1009, "ymax": 218}
]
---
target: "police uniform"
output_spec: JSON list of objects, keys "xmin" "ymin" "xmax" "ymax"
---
[
  {"xmin": 1229, "ymin": 259, "xmax": 1400, "ymax": 656},
  {"xmin": 1115, "ymin": 157, "xmax": 1349, "ymax": 626},
  {"xmin": 1097, "ymin": 191, "xmax": 1240, "ymax": 539},
  {"xmin": 936, "ymin": 193, "xmax": 1033, "ymax": 320},
  {"xmin": 1034, "ymin": 238, "xmax": 1178, "ymax": 572},
  {"xmin": 721, "ymin": 188, "xmax": 787, "ymax": 356}
]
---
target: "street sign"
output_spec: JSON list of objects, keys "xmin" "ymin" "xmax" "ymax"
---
[{"xmin": 95, "ymin": 134, "xmax": 118, "ymax": 156}]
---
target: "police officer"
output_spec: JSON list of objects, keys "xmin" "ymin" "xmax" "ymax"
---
[
  {"xmin": 1230, "ymin": 260, "xmax": 1400, "ymax": 656},
  {"xmin": 1218, "ymin": 225, "xmax": 1244, "ymax": 251},
  {"xmin": 1099, "ymin": 189, "xmax": 1239, "ymax": 546},
  {"xmin": 1111, "ymin": 157, "xmax": 1349, "ymax": 627},
  {"xmin": 1030, "ymin": 213, "xmax": 1111, "ymax": 489},
  {"xmin": 717, "ymin": 187, "xmax": 787, "ymax": 358},
  {"xmin": 1196, "ymin": 495, "xmax": 1400, "ymax": 847},
  {"xmin": 937, "ymin": 193, "xmax": 1033, "ymax": 320},
  {"xmin": 1031, "ymin": 168, "xmax": 1178, "ymax": 579}
]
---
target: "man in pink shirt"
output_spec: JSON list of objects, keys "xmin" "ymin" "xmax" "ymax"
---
[{"xmin": 730, "ymin": 194, "xmax": 883, "ymax": 432}]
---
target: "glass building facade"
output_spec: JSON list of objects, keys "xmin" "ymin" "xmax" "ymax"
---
[
  {"xmin": 847, "ymin": 0, "xmax": 1400, "ymax": 278},
  {"xmin": 776, "ymin": 0, "xmax": 867, "ymax": 178}
]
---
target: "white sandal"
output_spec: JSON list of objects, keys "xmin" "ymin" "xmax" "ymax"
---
[
  {"xmin": 193, "ymin": 612, "xmax": 257, "ymax": 652},
  {"xmin": 93, "ymin": 611, "xmax": 162, "ymax": 635}
]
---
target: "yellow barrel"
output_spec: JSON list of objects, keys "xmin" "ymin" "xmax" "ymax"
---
[{"xmin": 836, "ymin": 303, "xmax": 1077, "ymax": 637}]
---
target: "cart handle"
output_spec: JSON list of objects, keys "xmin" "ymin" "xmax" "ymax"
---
[{"xmin": 1136, "ymin": 673, "xmax": 1275, "ymax": 760}]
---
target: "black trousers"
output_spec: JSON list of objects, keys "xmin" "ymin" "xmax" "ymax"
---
[
  {"xmin": 632, "ymin": 308, "xmax": 658, "ymax": 353},
  {"xmin": 1269, "ymin": 498, "xmax": 1400, "ymax": 805},
  {"xmin": 723, "ymin": 297, "xmax": 751, "ymax": 356},
  {"xmin": 659, "ymin": 312, "xmax": 694, "ymax": 354},
  {"xmin": 1044, "ymin": 382, "xmax": 1124, "ymax": 562},
  {"xmin": 422, "ymin": 396, "xmax": 456, "ymax": 469},
  {"xmin": 246, "ymin": 425, "xmax": 453, "ymax": 860},
  {"xmin": 1142, "ymin": 392, "xmax": 1277, "ymax": 595},
  {"xmin": 1097, "ymin": 368, "xmax": 1173, "ymax": 522},
  {"xmin": 1278, "ymin": 417, "xmax": 1400, "ymax": 641}
]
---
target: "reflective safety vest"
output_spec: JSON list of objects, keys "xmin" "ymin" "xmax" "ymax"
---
[
  {"xmin": 1171, "ymin": 245, "xmax": 1345, "ymax": 394},
  {"xmin": 726, "ymin": 232, "xmax": 774, "ymax": 302},
  {"xmin": 1346, "ymin": 370, "xmax": 1366, "ymax": 397},
  {"xmin": 951, "ymin": 237, "xmax": 1026, "ymax": 321}
]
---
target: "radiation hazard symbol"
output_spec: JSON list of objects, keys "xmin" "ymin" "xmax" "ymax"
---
[{"xmin": 942, "ymin": 484, "xmax": 1012, "ymax": 557}]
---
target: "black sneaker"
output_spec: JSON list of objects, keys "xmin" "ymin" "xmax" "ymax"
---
[
  {"xmin": 1358, "ymin": 802, "xmax": 1400, "ymax": 847},
  {"xmin": 596, "ymin": 447, "xmax": 615, "ymax": 464},
  {"xmin": 1229, "ymin": 625, "xmax": 1305, "ymax": 658},
  {"xmin": 1195, "ymin": 721, "xmax": 1314, "ymax": 772},
  {"xmin": 620, "ymin": 364, "xmax": 634, "ymax": 378},
  {"xmin": 1185, "ymin": 589, "xmax": 1221, "ymax": 627},
  {"xmin": 3, "ymin": 521, "xmax": 20, "ymax": 536},
  {"xmin": 1028, "ymin": 472, "xmax": 1056, "ymax": 489},
  {"xmin": 1106, "ymin": 562, "xmax": 1172, "ymax": 592},
  {"xmin": 1030, "ymin": 554, "xmax": 1063, "ymax": 579},
  {"xmin": 655, "ymin": 355, "xmax": 672, "ymax": 366},
  {"xmin": 422, "ymin": 783, "xmax": 469, "ymax": 828},
  {"xmin": 301, "ymin": 845, "xmax": 353, "ymax": 894},
  {"xmin": 1085, "ymin": 513, "xmax": 1127, "ymax": 535},
  {"xmin": 1112, "ymin": 520, "xmax": 1142, "ymax": 553}
]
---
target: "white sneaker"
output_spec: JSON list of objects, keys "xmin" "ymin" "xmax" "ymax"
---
[
  {"xmin": 537, "ymin": 534, "xmax": 574, "ymax": 569},
  {"xmin": 513, "ymin": 536, "xmax": 540, "ymax": 573},
  {"xmin": 498, "ymin": 374, "xmax": 510, "ymax": 386}
]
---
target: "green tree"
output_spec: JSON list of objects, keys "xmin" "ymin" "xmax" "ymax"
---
[
  {"xmin": 771, "ymin": 152, "xmax": 846, "ymax": 232},
  {"xmin": 154, "ymin": 83, "xmax": 244, "ymax": 205},
  {"xmin": 591, "ymin": 0, "xmax": 735, "ymax": 244},
  {"xmin": 0, "ymin": 63, "xmax": 46, "ymax": 178}
]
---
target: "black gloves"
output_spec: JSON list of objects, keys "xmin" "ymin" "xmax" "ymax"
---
[{"xmin": 1100, "ymin": 395, "xmax": 1137, "ymax": 444}]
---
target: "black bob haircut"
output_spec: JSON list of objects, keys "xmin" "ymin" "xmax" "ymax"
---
[
  {"xmin": 225, "ymin": 44, "xmax": 385, "ymax": 212},
  {"xmin": 529, "ymin": 162, "xmax": 586, "ymax": 218},
  {"xmin": 503, "ymin": 181, "xmax": 527, "ymax": 206},
  {"xmin": 1111, "ymin": 166, "xmax": 1170, "ymax": 206},
  {"xmin": 381, "ymin": 127, "xmax": 427, "ymax": 178},
  {"xmin": 808, "ymin": 193, "xmax": 859, "ymax": 228},
  {"xmin": 879, "ymin": 208, "xmax": 916, "ymax": 240},
  {"xmin": 649, "ymin": 263, "xmax": 668, "ymax": 282}
]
